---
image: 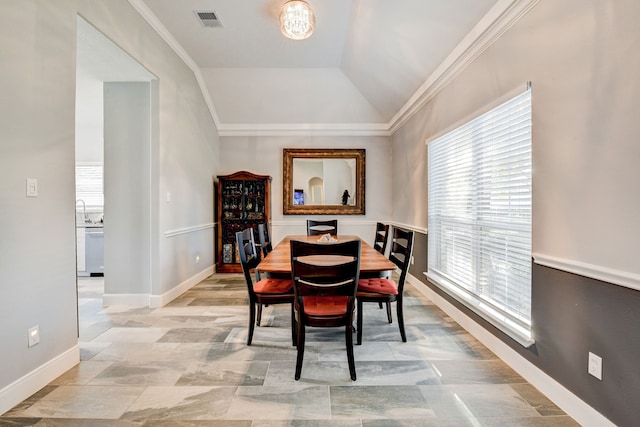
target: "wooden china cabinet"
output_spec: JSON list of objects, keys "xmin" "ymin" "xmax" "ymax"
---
[{"xmin": 216, "ymin": 171, "xmax": 271, "ymax": 273}]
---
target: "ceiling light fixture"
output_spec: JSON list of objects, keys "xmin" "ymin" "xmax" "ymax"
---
[{"xmin": 279, "ymin": 0, "xmax": 315, "ymax": 40}]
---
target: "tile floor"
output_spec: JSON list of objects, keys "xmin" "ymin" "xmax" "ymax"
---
[{"xmin": 1, "ymin": 274, "xmax": 579, "ymax": 426}]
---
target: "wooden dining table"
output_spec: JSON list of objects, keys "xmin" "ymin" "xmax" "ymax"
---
[{"xmin": 257, "ymin": 235, "xmax": 396, "ymax": 276}]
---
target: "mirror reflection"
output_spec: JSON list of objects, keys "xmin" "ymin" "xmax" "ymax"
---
[
  {"xmin": 292, "ymin": 158, "xmax": 356, "ymax": 206},
  {"xmin": 283, "ymin": 148, "xmax": 365, "ymax": 215}
]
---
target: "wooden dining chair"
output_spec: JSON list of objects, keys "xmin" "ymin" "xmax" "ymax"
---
[
  {"xmin": 236, "ymin": 229, "xmax": 296, "ymax": 346},
  {"xmin": 373, "ymin": 222, "xmax": 390, "ymax": 255},
  {"xmin": 257, "ymin": 222, "xmax": 272, "ymax": 258},
  {"xmin": 372, "ymin": 222, "xmax": 391, "ymax": 314},
  {"xmin": 356, "ymin": 227, "xmax": 414, "ymax": 345},
  {"xmin": 306, "ymin": 219, "xmax": 338, "ymax": 236},
  {"xmin": 290, "ymin": 239, "xmax": 361, "ymax": 381}
]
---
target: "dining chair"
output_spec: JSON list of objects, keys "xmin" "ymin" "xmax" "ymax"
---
[
  {"xmin": 306, "ymin": 219, "xmax": 338, "ymax": 236},
  {"xmin": 356, "ymin": 226, "xmax": 414, "ymax": 345},
  {"xmin": 236, "ymin": 229, "xmax": 296, "ymax": 346},
  {"xmin": 257, "ymin": 222, "xmax": 272, "ymax": 258},
  {"xmin": 371, "ymin": 222, "xmax": 391, "ymax": 315},
  {"xmin": 290, "ymin": 238, "xmax": 361, "ymax": 381},
  {"xmin": 373, "ymin": 222, "xmax": 390, "ymax": 255}
]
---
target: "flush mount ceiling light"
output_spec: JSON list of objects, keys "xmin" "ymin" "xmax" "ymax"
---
[{"xmin": 279, "ymin": 0, "xmax": 315, "ymax": 40}]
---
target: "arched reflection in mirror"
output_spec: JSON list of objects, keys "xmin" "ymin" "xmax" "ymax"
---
[{"xmin": 283, "ymin": 148, "xmax": 365, "ymax": 215}]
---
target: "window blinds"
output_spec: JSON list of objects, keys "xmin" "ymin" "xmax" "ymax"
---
[
  {"xmin": 427, "ymin": 88, "xmax": 533, "ymax": 346},
  {"xmin": 76, "ymin": 163, "xmax": 104, "ymax": 211}
]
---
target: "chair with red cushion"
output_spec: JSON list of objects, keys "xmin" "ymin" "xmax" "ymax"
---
[
  {"xmin": 236, "ymin": 229, "xmax": 295, "ymax": 346},
  {"xmin": 356, "ymin": 226, "xmax": 414, "ymax": 345},
  {"xmin": 371, "ymin": 222, "xmax": 392, "ymax": 317},
  {"xmin": 290, "ymin": 238, "xmax": 361, "ymax": 381}
]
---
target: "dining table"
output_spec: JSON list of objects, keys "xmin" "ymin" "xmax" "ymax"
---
[{"xmin": 257, "ymin": 235, "xmax": 396, "ymax": 277}]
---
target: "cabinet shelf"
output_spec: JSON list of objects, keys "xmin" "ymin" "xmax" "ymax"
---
[{"xmin": 216, "ymin": 171, "xmax": 271, "ymax": 273}]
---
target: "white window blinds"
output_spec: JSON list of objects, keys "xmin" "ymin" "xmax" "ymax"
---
[
  {"xmin": 76, "ymin": 163, "xmax": 104, "ymax": 212},
  {"xmin": 427, "ymin": 87, "xmax": 533, "ymax": 347}
]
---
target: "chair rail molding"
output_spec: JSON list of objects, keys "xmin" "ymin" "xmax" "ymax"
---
[
  {"xmin": 532, "ymin": 252, "xmax": 640, "ymax": 292},
  {"xmin": 164, "ymin": 222, "xmax": 215, "ymax": 238}
]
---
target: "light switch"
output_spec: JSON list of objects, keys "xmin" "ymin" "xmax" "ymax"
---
[
  {"xmin": 26, "ymin": 178, "xmax": 38, "ymax": 197},
  {"xmin": 166, "ymin": 191, "xmax": 172, "ymax": 202}
]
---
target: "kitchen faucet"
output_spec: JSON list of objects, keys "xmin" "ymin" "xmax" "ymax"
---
[{"xmin": 76, "ymin": 199, "xmax": 89, "ymax": 223}]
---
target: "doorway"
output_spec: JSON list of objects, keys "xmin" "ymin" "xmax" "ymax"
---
[{"xmin": 75, "ymin": 15, "xmax": 156, "ymax": 318}]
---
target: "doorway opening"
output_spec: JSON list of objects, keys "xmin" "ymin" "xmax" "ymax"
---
[{"xmin": 75, "ymin": 16, "xmax": 156, "ymax": 340}]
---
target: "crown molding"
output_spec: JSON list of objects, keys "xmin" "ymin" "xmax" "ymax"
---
[
  {"xmin": 129, "ymin": 0, "xmax": 539, "ymax": 137},
  {"xmin": 217, "ymin": 122, "xmax": 391, "ymax": 137},
  {"xmin": 388, "ymin": 0, "xmax": 541, "ymax": 134},
  {"xmin": 127, "ymin": 0, "xmax": 221, "ymax": 129}
]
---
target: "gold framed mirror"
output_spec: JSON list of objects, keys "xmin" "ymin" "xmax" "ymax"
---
[{"xmin": 283, "ymin": 148, "xmax": 365, "ymax": 215}]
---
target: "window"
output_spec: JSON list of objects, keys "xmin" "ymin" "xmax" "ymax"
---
[
  {"xmin": 76, "ymin": 163, "xmax": 104, "ymax": 212},
  {"xmin": 427, "ymin": 86, "xmax": 533, "ymax": 347}
]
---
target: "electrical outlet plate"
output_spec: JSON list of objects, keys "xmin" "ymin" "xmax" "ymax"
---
[{"xmin": 588, "ymin": 352, "xmax": 602, "ymax": 380}]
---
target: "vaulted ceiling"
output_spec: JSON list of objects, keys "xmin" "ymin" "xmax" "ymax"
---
[{"xmin": 94, "ymin": 0, "xmax": 535, "ymax": 134}]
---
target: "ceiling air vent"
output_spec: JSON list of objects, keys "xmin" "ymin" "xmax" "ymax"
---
[{"xmin": 195, "ymin": 11, "xmax": 223, "ymax": 28}]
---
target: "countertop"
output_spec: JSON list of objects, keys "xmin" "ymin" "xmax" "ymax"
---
[{"xmin": 76, "ymin": 223, "xmax": 104, "ymax": 228}]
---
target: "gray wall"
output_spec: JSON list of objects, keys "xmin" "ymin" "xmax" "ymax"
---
[
  {"xmin": 219, "ymin": 135, "xmax": 392, "ymax": 244},
  {"xmin": 104, "ymin": 82, "xmax": 151, "ymax": 295},
  {"xmin": 0, "ymin": 0, "xmax": 219, "ymax": 411},
  {"xmin": 393, "ymin": 1, "xmax": 640, "ymax": 425}
]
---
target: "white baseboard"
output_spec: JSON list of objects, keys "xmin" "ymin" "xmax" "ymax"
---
[
  {"xmin": 149, "ymin": 266, "xmax": 214, "ymax": 308},
  {"xmin": 408, "ymin": 273, "xmax": 616, "ymax": 427},
  {"xmin": 102, "ymin": 266, "xmax": 214, "ymax": 308},
  {"xmin": 0, "ymin": 345, "xmax": 79, "ymax": 416}
]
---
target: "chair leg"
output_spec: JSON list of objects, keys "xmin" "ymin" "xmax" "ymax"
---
[
  {"xmin": 356, "ymin": 298, "xmax": 364, "ymax": 345},
  {"xmin": 290, "ymin": 303, "xmax": 297, "ymax": 346},
  {"xmin": 396, "ymin": 297, "xmax": 406, "ymax": 342},
  {"xmin": 378, "ymin": 301, "xmax": 383, "ymax": 309},
  {"xmin": 256, "ymin": 303, "xmax": 263, "ymax": 326},
  {"xmin": 295, "ymin": 319, "xmax": 305, "ymax": 381},
  {"xmin": 247, "ymin": 302, "xmax": 256, "ymax": 346},
  {"xmin": 345, "ymin": 322, "xmax": 357, "ymax": 381},
  {"xmin": 386, "ymin": 301, "xmax": 393, "ymax": 323}
]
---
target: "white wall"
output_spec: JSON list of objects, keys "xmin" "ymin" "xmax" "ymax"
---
[
  {"xmin": 0, "ymin": 0, "xmax": 219, "ymax": 412},
  {"xmin": 392, "ymin": 0, "xmax": 640, "ymax": 280},
  {"xmin": 75, "ymin": 75, "xmax": 104, "ymax": 162},
  {"xmin": 219, "ymin": 135, "xmax": 392, "ymax": 244}
]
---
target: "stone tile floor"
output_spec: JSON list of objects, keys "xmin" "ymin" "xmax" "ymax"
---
[{"xmin": 0, "ymin": 274, "xmax": 579, "ymax": 426}]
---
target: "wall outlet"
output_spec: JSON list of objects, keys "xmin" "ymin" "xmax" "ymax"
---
[
  {"xmin": 28, "ymin": 325, "xmax": 40, "ymax": 347},
  {"xmin": 588, "ymin": 352, "xmax": 602, "ymax": 380}
]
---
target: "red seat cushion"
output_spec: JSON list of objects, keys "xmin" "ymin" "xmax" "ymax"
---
[
  {"xmin": 254, "ymin": 278, "xmax": 293, "ymax": 294},
  {"xmin": 357, "ymin": 278, "xmax": 398, "ymax": 295},
  {"xmin": 302, "ymin": 296, "xmax": 348, "ymax": 316}
]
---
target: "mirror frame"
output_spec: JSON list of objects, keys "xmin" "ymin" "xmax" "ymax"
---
[{"xmin": 283, "ymin": 148, "xmax": 366, "ymax": 215}]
